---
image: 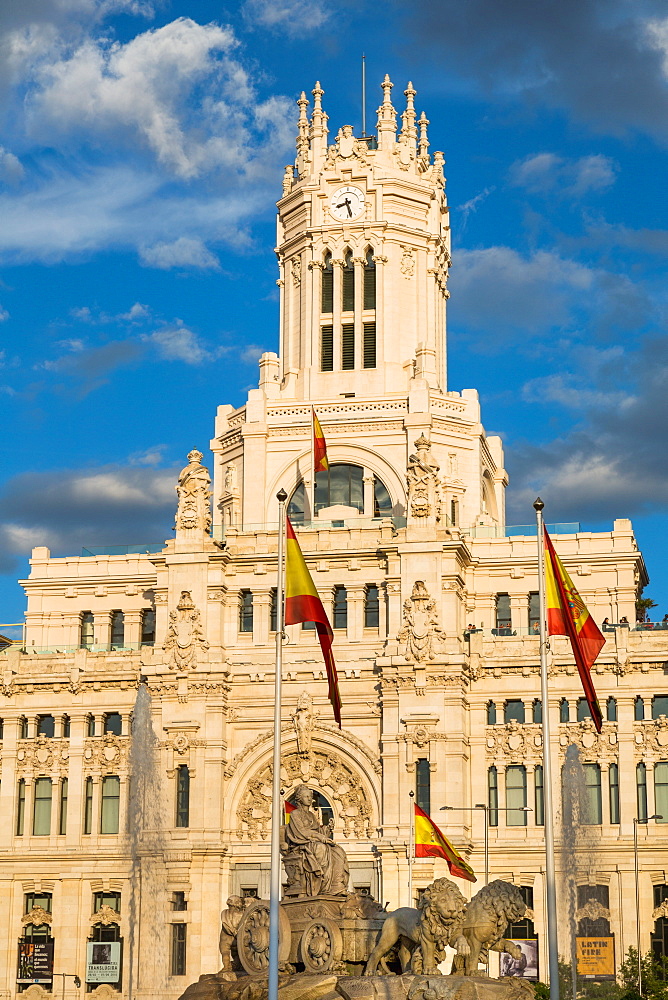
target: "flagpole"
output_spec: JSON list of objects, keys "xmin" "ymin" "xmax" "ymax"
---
[
  {"xmin": 310, "ymin": 408, "xmax": 315, "ymax": 524},
  {"xmin": 534, "ymin": 497, "xmax": 560, "ymax": 1000},
  {"xmin": 269, "ymin": 488, "xmax": 288, "ymax": 1000},
  {"xmin": 408, "ymin": 790, "xmax": 414, "ymax": 906}
]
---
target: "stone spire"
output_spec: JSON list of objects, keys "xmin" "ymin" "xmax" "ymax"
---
[
  {"xmin": 309, "ymin": 81, "xmax": 328, "ymax": 168},
  {"xmin": 376, "ymin": 73, "xmax": 397, "ymax": 150},
  {"xmin": 400, "ymin": 81, "xmax": 417, "ymax": 148},
  {"xmin": 418, "ymin": 111, "xmax": 430, "ymax": 160},
  {"xmin": 296, "ymin": 91, "xmax": 310, "ymax": 178}
]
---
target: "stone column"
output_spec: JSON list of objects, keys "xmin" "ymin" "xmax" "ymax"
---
[
  {"xmin": 124, "ymin": 610, "xmax": 142, "ymax": 647},
  {"xmin": 363, "ymin": 474, "xmax": 375, "ymax": 519},
  {"xmin": 347, "ymin": 586, "xmax": 366, "ymax": 642},
  {"xmin": 253, "ymin": 592, "xmax": 271, "ymax": 646},
  {"xmin": 600, "ymin": 762, "xmax": 610, "ymax": 825},
  {"xmin": 385, "ymin": 581, "xmax": 402, "ymax": 639},
  {"xmin": 510, "ymin": 594, "xmax": 526, "ymax": 634},
  {"xmin": 95, "ymin": 611, "xmax": 113, "ymax": 649}
]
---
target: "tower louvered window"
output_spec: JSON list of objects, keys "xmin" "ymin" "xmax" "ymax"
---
[
  {"xmin": 341, "ymin": 323, "xmax": 354, "ymax": 370},
  {"xmin": 363, "ymin": 323, "xmax": 376, "ymax": 368},
  {"xmin": 321, "ymin": 253, "xmax": 333, "ymax": 314},
  {"xmin": 342, "ymin": 251, "xmax": 355, "ymax": 312},
  {"xmin": 363, "ymin": 249, "xmax": 376, "ymax": 309},
  {"xmin": 321, "ymin": 326, "xmax": 333, "ymax": 371}
]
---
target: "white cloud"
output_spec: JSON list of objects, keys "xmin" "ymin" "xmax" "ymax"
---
[
  {"xmin": 509, "ymin": 153, "xmax": 618, "ymax": 196},
  {"xmin": 143, "ymin": 324, "xmax": 211, "ymax": 364},
  {"xmin": 129, "ymin": 444, "xmax": 168, "ymax": 466},
  {"xmin": 242, "ymin": 0, "xmax": 331, "ymax": 34},
  {"xmin": 458, "ymin": 186, "xmax": 494, "ymax": 228},
  {"xmin": 240, "ymin": 344, "xmax": 266, "ymax": 364},
  {"xmin": 521, "ymin": 373, "xmax": 634, "ymax": 411},
  {"xmin": 0, "ymin": 146, "xmax": 23, "ymax": 183},
  {"xmin": 0, "ymin": 304, "xmax": 9, "ymax": 322},
  {"xmin": 119, "ymin": 302, "xmax": 150, "ymax": 321},
  {"xmin": 139, "ymin": 236, "xmax": 220, "ymax": 270},
  {"xmin": 55, "ymin": 337, "xmax": 85, "ymax": 352}
]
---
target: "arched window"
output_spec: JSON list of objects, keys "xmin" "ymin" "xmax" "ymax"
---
[
  {"xmin": 655, "ymin": 762, "xmax": 668, "ymax": 823},
  {"xmin": 560, "ymin": 698, "xmax": 570, "ymax": 723},
  {"xmin": 488, "ymin": 767, "xmax": 498, "ymax": 826},
  {"xmin": 363, "ymin": 248, "xmax": 376, "ymax": 310},
  {"xmin": 486, "ymin": 701, "xmax": 497, "ymax": 725},
  {"xmin": 239, "ymin": 590, "xmax": 253, "ymax": 633},
  {"xmin": 534, "ymin": 766, "xmax": 544, "ymax": 826},
  {"xmin": 583, "ymin": 764, "xmax": 602, "ymax": 824},
  {"xmin": 528, "ymin": 592, "xmax": 540, "ymax": 632},
  {"xmin": 532, "ymin": 699, "xmax": 542, "ymax": 724},
  {"xmin": 342, "ymin": 250, "xmax": 354, "ymax": 313},
  {"xmin": 19, "ymin": 716, "xmax": 29, "ymax": 739},
  {"xmin": 37, "ymin": 714, "xmax": 55, "ymax": 738},
  {"xmin": 364, "ymin": 585, "xmax": 379, "ymax": 629},
  {"xmin": 609, "ymin": 763, "xmax": 620, "ymax": 824},
  {"xmin": 577, "ymin": 698, "xmax": 592, "ymax": 722},
  {"xmin": 87, "ymin": 714, "xmax": 96, "ymax": 736},
  {"xmin": 290, "ymin": 465, "xmax": 392, "ymax": 521},
  {"xmin": 80, "ymin": 611, "xmax": 94, "ymax": 649},
  {"xmin": 100, "ymin": 775, "xmax": 120, "ymax": 834},
  {"xmin": 637, "ymin": 762, "xmax": 648, "ymax": 821},
  {"xmin": 141, "ymin": 608, "xmax": 156, "ymax": 645},
  {"xmin": 104, "ymin": 713, "xmax": 122, "ymax": 736},
  {"xmin": 416, "ymin": 758, "xmax": 430, "ymax": 814},
  {"xmin": 333, "ymin": 586, "xmax": 347, "ymax": 629},
  {"xmin": 59, "ymin": 778, "xmax": 68, "ymax": 835},
  {"xmin": 652, "ymin": 885, "xmax": 668, "ymax": 963},
  {"xmin": 504, "ymin": 700, "xmax": 525, "ymax": 724},
  {"xmin": 607, "ymin": 697, "xmax": 617, "ymax": 722},
  {"xmin": 635, "ymin": 696, "xmax": 645, "ymax": 721},
  {"xmin": 495, "ymin": 593, "xmax": 511, "ymax": 632},
  {"xmin": 321, "ymin": 252, "xmax": 333, "ymax": 314},
  {"xmin": 110, "ymin": 611, "xmax": 124, "ymax": 648},
  {"xmin": 506, "ymin": 766, "xmax": 527, "ymax": 826},
  {"xmin": 16, "ymin": 779, "xmax": 26, "ymax": 835},
  {"xmin": 33, "ymin": 777, "xmax": 53, "ymax": 836},
  {"xmin": 577, "ymin": 885, "xmax": 610, "ymax": 936},
  {"xmin": 176, "ymin": 765, "xmax": 190, "ymax": 828},
  {"xmin": 62, "ymin": 715, "xmax": 70, "ymax": 738},
  {"xmin": 653, "ymin": 697, "xmax": 668, "ymax": 719},
  {"xmin": 84, "ymin": 776, "xmax": 94, "ymax": 834}
]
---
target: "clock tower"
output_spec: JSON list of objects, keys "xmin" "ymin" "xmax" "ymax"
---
[
  {"xmin": 212, "ymin": 74, "xmax": 507, "ymax": 535},
  {"xmin": 276, "ymin": 75, "xmax": 451, "ymax": 400}
]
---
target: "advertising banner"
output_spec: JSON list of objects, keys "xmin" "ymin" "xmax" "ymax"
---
[
  {"xmin": 17, "ymin": 941, "xmax": 54, "ymax": 983},
  {"xmin": 500, "ymin": 939, "xmax": 539, "ymax": 981},
  {"xmin": 86, "ymin": 941, "xmax": 121, "ymax": 984},
  {"xmin": 576, "ymin": 936, "xmax": 616, "ymax": 979}
]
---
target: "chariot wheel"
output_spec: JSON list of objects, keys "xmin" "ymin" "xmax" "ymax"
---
[
  {"xmin": 236, "ymin": 900, "xmax": 290, "ymax": 975},
  {"xmin": 298, "ymin": 917, "xmax": 343, "ymax": 973}
]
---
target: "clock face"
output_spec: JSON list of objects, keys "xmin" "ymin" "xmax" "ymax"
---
[{"xmin": 329, "ymin": 185, "xmax": 365, "ymax": 221}]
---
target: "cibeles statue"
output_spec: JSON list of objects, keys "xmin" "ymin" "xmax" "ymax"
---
[{"xmin": 281, "ymin": 784, "xmax": 350, "ymax": 897}]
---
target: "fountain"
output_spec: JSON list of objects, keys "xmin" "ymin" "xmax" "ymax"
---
[{"xmin": 127, "ymin": 683, "xmax": 169, "ymax": 1000}]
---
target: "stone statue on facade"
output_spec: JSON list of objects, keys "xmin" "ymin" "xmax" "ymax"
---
[
  {"xmin": 406, "ymin": 436, "xmax": 442, "ymax": 521},
  {"xmin": 291, "ymin": 691, "xmax": 318, "ymax": 755},
  {"xmin": 398, "ymin": 581, "xmax": 444, "ymax": 662},
  {"xmin": 164, "ymin": 591, "xmax": 209, "ymax": 671},
  {"xmin": 280, "ymin": 784, "xmax": 350, "ymax": 897},
  {"xmin": 176, "ymin": 449, "xmax": 212, "ymax": 534},
  {"xmin": 219, "ymin": 896, "xmax": 247, "ymax": 973}
]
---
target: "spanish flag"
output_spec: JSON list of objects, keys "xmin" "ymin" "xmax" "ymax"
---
[
  {"xmin": 414, "ymin": 804, "xmax": 476, "ymax": 882},
  {"xmin": 284, "ymin": 516, "xmax": 341, "ymax": 726},
  {"xmin": 544, "ymin": 527, "xmax": 604, "ymax": 732},
  {"xmin": 313, "ymin": 409, "xmax": 329, "ymax": 474}
]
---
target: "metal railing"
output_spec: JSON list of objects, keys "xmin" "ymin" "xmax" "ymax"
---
[{"xmin": 464, "ymin": 522, "xmax": 580, "ymax": 539}]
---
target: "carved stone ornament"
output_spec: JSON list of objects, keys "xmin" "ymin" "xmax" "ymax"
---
[
  {"xmin": 88, "ymin": 986, "xmax": 121, "ymax": 1000},
  {"xmin": 575, "ymin": 898, "xmax": 611, "ymax": 923},
  {"xmin": 90, "ymin": 905, "xmax": 120, "ymax": 926},
  {"xmin": 175, "ymin": 448, "xmax": 212, "ymax": 534},
  {"xmin": 635, "ymin": 715, "xmax": 668, "ymax": 760},
  {"xmin": 486, "ymin": 721, "xmax": 543, "ymax": 764},
  {"xmin": 324, "ymin": 125, "xmax": 369, "ymax": 169},
  {"xmin": 291, "ymin": 691, "xmax": 319, "ymax": 755},
  {"xmin": 559, "ymin": 718, "xmax": 617, "ymax": 763},
  {"xmin": 236, "ymin": 748, "xmax": 372, "ymax": 841},
  {"xmin": 400, "ymin": 245, "xmax": 415, "ymax": 276},
  {"xmin": 16, "ymin": 737, "xmax": 69, "ymax": 775},
  {"xmin": 163, "ymin": 591, "xmax": 209, "ymax": 671},
  {"xmin": 83, "ymin": 734, "xmax": 128, "ymax": 774},
  {"xmin": 22, "ymin": 906, "xmax": 52, "ymax": 927},
  {"xmin": 291, "ymin": 257, "xmax": 302, "ymax": 287},
  {"xmin": 223, "ymin": 462, "xmax": 238, "ymax": 496},
  {"xmin": 654, "ymin": 899, "xmax": 668, "ymax": 920},
  {"xmin": 406, "ymin": 436, "xmax": 443, "ymax": 522},
  {"xmin": 397, "ymin": 581, "xmax": 444, "ymax": 663}
]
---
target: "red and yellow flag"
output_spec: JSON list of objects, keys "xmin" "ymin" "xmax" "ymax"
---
[
  {"xmin": 544, "ymin": 527, "xmax": 605, "ymax": 732},
  {"xmin": 414, "ymin": 804, "xmax": 476, "ymax": 882},
  {"xmin": 284, "ymin": 516, "xmax": 341, "ymax": 726},
  {"xmin": 313, "ymin": 409, "xmax": 329, "ymax": 474}
]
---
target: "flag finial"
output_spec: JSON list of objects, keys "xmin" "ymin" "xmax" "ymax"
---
[
  {"xmin": 277, "ymin": 488, "xmax": 287, "ymax": 502},
  {"xmin": 533, "ymin": 496, "xmax": 544, "ymax": 511}
]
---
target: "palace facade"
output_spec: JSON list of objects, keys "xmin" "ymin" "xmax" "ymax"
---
[{"xmin": 1, "ymin": 75, "xmax": 667, "ymax": 1000}]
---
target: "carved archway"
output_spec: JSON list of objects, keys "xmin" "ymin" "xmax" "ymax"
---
[{"xmin": 235, "ymin": 743, "xmax": 374, "ymax": 842}]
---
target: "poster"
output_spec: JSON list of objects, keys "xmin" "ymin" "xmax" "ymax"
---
[
  {"xmin": 576, "ymin": 936, "xmax": 616, "ymax": 979},
  {"xmin": 86, "ymin": 941, "xmax": 121, "ymax": 984},
  {"xmin": 17, "ymin": 941, "xmax": 54, "ymax": 983},
  {"xmin": 500, "ymin": 939, "xmax": 539, "ymax": 981}
]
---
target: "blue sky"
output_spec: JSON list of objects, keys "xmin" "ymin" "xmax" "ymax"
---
[{"xmin": 1, "ymin": 0, "xmax": 667, "ymax": 627}]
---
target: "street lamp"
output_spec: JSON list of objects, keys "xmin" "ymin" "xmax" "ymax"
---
[
  {"xmin": 440, "ymin": 803, "xmax": 533, "ymax": 890},
  {"xmin": 634, "ymin": 814, "xmax": 662, "ymax": 998},
  {"xmin": 52, "ymin": 972, "xmax": 81, "ymax": 1000}
]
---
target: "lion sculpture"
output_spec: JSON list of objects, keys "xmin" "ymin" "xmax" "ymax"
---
[
  {"xmin": 364, "ymin": 877, "xmax": 468, "ymax": 976},
  {"xmin": 451, "ymin": 880, "xmax": 527, "ymax": 976}
]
